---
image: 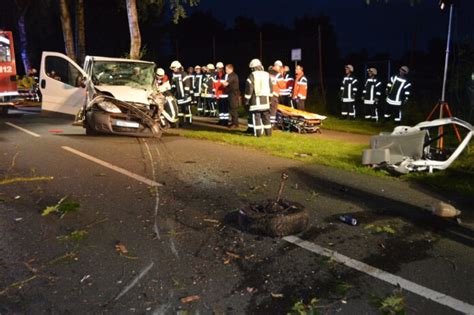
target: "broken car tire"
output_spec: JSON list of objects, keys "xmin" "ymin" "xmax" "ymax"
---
[{"xmin": 238, "ymin": 200, "xmax": 309, "ymax": 237}]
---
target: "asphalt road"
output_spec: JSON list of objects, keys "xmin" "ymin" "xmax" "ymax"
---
[{"xmin": 1, "ymin": 111, "xmax": 473, "ymax": 314}]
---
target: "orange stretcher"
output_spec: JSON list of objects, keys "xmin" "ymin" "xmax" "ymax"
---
[{"xmin": 276, "ymin": 104, "xmax": 327, "ymax": 133}]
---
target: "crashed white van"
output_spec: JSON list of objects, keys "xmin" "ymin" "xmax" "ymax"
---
[{"xmin": 40, "ymin": 52, "xmax": 178, "ymax": 137}]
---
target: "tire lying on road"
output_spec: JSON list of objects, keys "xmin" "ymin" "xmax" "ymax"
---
[{"xmin": 238, "ymin": 200, "xmax": 309, "ymax": 237}]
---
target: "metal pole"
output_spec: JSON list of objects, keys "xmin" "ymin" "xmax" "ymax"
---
[{"xmin": 441, "ymin": 4, "xmax": 453, "ymax": 103}]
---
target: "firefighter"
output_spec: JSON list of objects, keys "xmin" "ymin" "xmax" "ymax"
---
[
  {"xmin": 244, "ymin": 58, "xmax": 273, "ymax": 137},
  {"xmin": 340, "ymin": 64, "xmax": 359, "ymax": 119},
  {"xmin": 170, "ymin": 60, "xmax": 193, "ymax": 124},
  {"xmin": 279, "ymin": 65, "xmax": 294, "ymax": 107},
  {"xmin": 193, "ymin": 65, "xmax": 204, "ymax": 115},
  {"xmin": 154, "ymin": 68, "xmax": 171, "ymax": 93},
  {"xmin": 384, "ymin": 66, "xmax": 411, "ymax": 123},
  {"xmin": 213, "ymin": 62, "xmax": 229, "ymax": 125},
  {"xmin": 292, "ymin": 65, "xmax": 308, "ymax": 110},
  {"xmin": 362, "ymin": 67, "xmax": 382, "ymax": 122},
  {"xmin": 187, "ymin": 66, "xmax": 196, "ymax": 106},
  {"xmin": 203, "ymin": 63, "xmax": 217, "ymax": 117},
  {"xmin": 225, "ymin": 64, "xmax": 240, "ymax": 128},
  {"xmin": 268, "ymin": 60, "xmax": 285, "ymax": 126}
]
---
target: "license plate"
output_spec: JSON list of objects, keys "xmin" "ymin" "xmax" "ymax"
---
[{"xmin": 115, "ymin": 120, "xmax": 140, "ymax": 128}]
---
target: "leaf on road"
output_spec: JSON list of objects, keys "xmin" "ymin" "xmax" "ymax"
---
[
  {"xmin": 115, "ymin": 242, "xmax": 129, "ymax": 255},
  {"xmin": 0, "ymin": 176, "xmax": 54, "ymax": 186},
  {"xmin": 180, "ymin": 295, "xmax": 200, "ymax": 303}
]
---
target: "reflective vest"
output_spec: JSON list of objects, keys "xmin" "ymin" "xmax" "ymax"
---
[
  {"xmin": 292, "ymin": 73, "xmax": 307, "ymax": 100},
  {"xmin": 244, "ymin": 70, "xmax": 273, "ymax": 112},
  {"xmin": 386, "ymin": 75, "xmax": 411, "ymax": 106}
]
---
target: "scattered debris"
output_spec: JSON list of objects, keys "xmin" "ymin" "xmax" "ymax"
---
[
  {"xmin": 203, "ymin": 219, "xmax": 220, "ymax": 224},
  {"xmin": 14, "ymin": 195, "xmax": 21, "ymax": 200},
  {"xmin": 271, "ymin": 292, "xmax": 284, "ymax": 298},
  {"xmin": 371, "ymin": 288, "xmax": 405, "ymax": 315},
  {"xmin": 180, "ymin": 295, "xmax": 200, "ymax": 304},
  {"xmin": 289, "ymin": 298, "xmax": 320, "ymax": 315},
  {"xmin": 0, "ymin": 176, "xmax": 54, "ymax": 186},
  {"xmin": 339, "ymin": 215, "xmax": 358, "ymax": 226},
  {"xmin": 94, "ymin": 173, "xmax": 107, "ymax": 177},
  {"xmin": 14, "ymin": 217, "xmax": 23, "ymax": 222},
  {"xmin": 184, "ymin": 161, "xmax": 197, "ymax": 164},
  {"xmin": 57, "ymin": 230, "xmax": 88, "ymax": 241},
  {"xmin": 294, "ymin": 152, "xmax": 313, "ymax": 158},
  {"xmin": 41, "ymin": 196, "xmax": 79, "ymax": 219},
  {"xmin": 47, "ymin": 252, "xmax": 77, "ymax": 266},
  {"xmin": 246, "ymin": 287, "xmax": 257, "ymax": 294},
  {"xmin": 80, "ymin": 274, "xmax": 91, "ymax": 283},
  {"xmin": 364, "ymin": 224, "xmax": 396, "ymax": 234},
  {"xmin": 115, "ymin": 242, "xmax": 129, "ymax": 254},
  {"xmin": 427, "ymin": 201, "xmax": 461, "ymax": 218}
]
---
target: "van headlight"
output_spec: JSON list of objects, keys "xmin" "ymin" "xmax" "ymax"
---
[{"xmin": 97, "ymin": 101, "xmax": 121, "ymax": 113}]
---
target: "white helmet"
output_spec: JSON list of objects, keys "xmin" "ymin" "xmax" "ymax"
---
[
  {"xmin": 216, "ymin": 62, "xmax": 224, "ymax": 69},
  {"xmin": 207, "ymin": 63, "xmax": 215, "ymax": 70},
  {"xmin": 170, "ymin": 60, "xmax": 182, "ymax": 69},
  {"xmin": 156, "ymin": 68, "xmax": 165, "ymax": 76},
  {"xmin": 249, "ymin": 58, "xmax": 262, "ymax": 68},
  {"xmin": 194, "ymin": 65, "xmax": 201, "ymax": 70},
  {"xmin": 274, "ymin": 60, "xmax": 283, "ymax": 67}
]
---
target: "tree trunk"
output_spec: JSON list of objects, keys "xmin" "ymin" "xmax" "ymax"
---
[
  {"xmin": 59, "ymin": 0, "xmax": 75, "ymax": 61},
  {"xmin": 75, "ymin": 0, "xmax": 86, "ymax": 65},
  {"xmin": 17, "ymin": 7, "xmax": 30, "ymax": 73},
  {"xmin": 126, "ymin": 0, "xmax": 141, "ymax": 59}
]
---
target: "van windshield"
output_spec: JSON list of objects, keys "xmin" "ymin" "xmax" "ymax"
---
[{"xmin": 92, "ymin": 61, "xmax": 154, "ymax": 89}]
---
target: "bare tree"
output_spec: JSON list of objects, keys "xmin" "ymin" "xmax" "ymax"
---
[
  {"xmin": 59, "ymin": 0, "xmax": 75, "ymax": 60},
  {"xmin": 75, "ymin": 0, "xmax": 86, "ymax": 64},
  {"xmin": 126, "ymin": 0, "xmax": 141, "ymax": 59}
]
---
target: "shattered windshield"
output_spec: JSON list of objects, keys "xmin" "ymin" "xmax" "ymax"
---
[{"xmin": 92, "ymin": 61, "xmax": 154, "ymax": 89}]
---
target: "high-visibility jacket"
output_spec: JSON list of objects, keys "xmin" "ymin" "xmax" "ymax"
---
[
  {"xmin": 202, "ymin": 72, "xmax": 214, "ymax": 98},
  {"xmin": 362, "ymin": 77, "xmax": 382, "ymax": 105},
  {"xmin": 155, "ymin": 74, "xmax": 171, "ymax": 93},
  {"xmin": 280, "ymin": 73, "xmax": 294, "ymax": 96},
  {"xmin": 213, "ymin": 71, "xmax": 228, "ymax": 99},
  {"xmin": 292, "ymin": 72, "xmax": 308, "ymax": 100},
  {"xmin": 193, "ymin": 73, "xmax": 203, "ymax": 97},
  {"xmin": 171, "ymin": 71, "xmax": 192, "ymax": 104},
  {"xmin": 268, "ymin": 69, "xmax": 285, "ymax": 97},
  {"xmin": 244, "ymin": 70, "xmax": 273, "ymax": 112},
  {"xmin": 386, "ymin": 75, "xmax": 411, "ymax": 106},
  {"xmin": 340, "ymin": 75, "xmax": 358, "ymax": 102}
]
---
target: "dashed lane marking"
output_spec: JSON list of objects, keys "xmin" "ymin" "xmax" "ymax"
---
[
  {"xmin": 5, "ymin": 122, "xmax": 41, "ymax": 138},
  {"xmin": 62, "ymin": 146, "xmax": 162, "ymax": 187},
  {"xmin": 283, "ymin": 235, "xmax": 474, "ymax": 314}
]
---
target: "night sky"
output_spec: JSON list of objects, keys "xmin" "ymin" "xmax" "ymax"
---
[{"xmin": 194, "ymin": 0, "xmax": 474, "ymax": 57}]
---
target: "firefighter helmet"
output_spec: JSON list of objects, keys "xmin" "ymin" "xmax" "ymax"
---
[
  {"xmin": 400, "ymin": 66, "xmax": 409, "ymax": 74},
  {"xmin": 274, "ymin": 60, "xmax": 283, "ymax": 67},
  {"xmin": 216, "ymin": 62, "xmax": 224, "ymax": 69},
  {"xmin": 207, "ymin": 63, "xmax": 215, "ymax": 70},
  {"xmin": 367, "ymin": 67, "xmax": 377, "ymax": 75},
  {"xmin": 345, "ymin": 64, "xmax": 354, "ymax": 72},
  {"xmin": 249, "ymin": 58, "xmax": 262, "ymax": 68},
  {"xmin": 194, "ymin": 65, "xmax": 201, "ymax": 69},
  {"xmin": 156, "ymin": 68, "xmax": 165, "ymax": 76},
  {"xmin": 170, "ymin": 60, "xmax": 182, "ymax": 69}
]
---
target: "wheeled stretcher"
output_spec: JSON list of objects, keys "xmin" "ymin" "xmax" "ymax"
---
[{"xmin": 276, "ymin": 104, "xmax": 327, "ymax": 133}]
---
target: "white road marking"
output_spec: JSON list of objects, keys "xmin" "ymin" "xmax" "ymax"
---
[
  {"xmin": 5, "ymin": 122, "xmax": 41, "ymax": 137},
  {"xmin": 114, "ymin": 261, "xmax": 154, "ymax": 301},
  {"xmin": 62, "ymin": 146, "xmax": 162, "ymax": 187},
  {"xmin": 283, "ymin": 235, "xmax": 474, "ymax": 314}
]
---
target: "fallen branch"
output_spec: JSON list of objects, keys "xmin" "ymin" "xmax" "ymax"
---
[{"xmin": 0, "ymin": 176, "xmax": 54, "ymax": 186}]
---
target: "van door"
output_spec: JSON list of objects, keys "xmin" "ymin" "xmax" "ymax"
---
[{"xmin": 40, "ymin": 51, "xmax": 87, "ymax": 116}]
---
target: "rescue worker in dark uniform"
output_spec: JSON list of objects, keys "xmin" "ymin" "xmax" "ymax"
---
[
  {"xmin": 385, "ymin": 66, "xmax": 411, "ymax": 123},
  {"xmin": 244, "ymin": 58, "xmax": 273, "ymax": 137},
  {"xmin": 170, "ymin": 60, "xmax": 192, "ymax": 124},
  {"xmin": 193, "ymin": 65, "xmax": 204, "ymax": 115},
  {"xmin": 187, "ymin": 66, "xmax": 196, "ymax": 106},
  {"xmin": 225, "ymin": 64, "xmax": 240, "ymax": 128},
  {"xmin": 362, "ymin": 67, "xmax": 382, "ymax": 122},
  {"xmin": 203, "ymin": 63, "xmax": 217, "ymax": 117},
  {"xmin": 340, "ymin": 64, "xmax": 358, "ymax": 119}
]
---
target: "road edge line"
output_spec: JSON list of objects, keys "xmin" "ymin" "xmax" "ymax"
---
[
  {"xmin": 283, "ymin": 235, "xmax": 474, "ymax": 314},
  {"xmin": 5, "ymin": 122, "xmax": 41, "ymax": 138},
  {"xmin": 61, "ymin": 146, "xmax": 162, "ymax": 187}
]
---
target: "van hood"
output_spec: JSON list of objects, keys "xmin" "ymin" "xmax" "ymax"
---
[{"xmin": 96, "ymin": 85, "xmax": 151, "ymax": 105}]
